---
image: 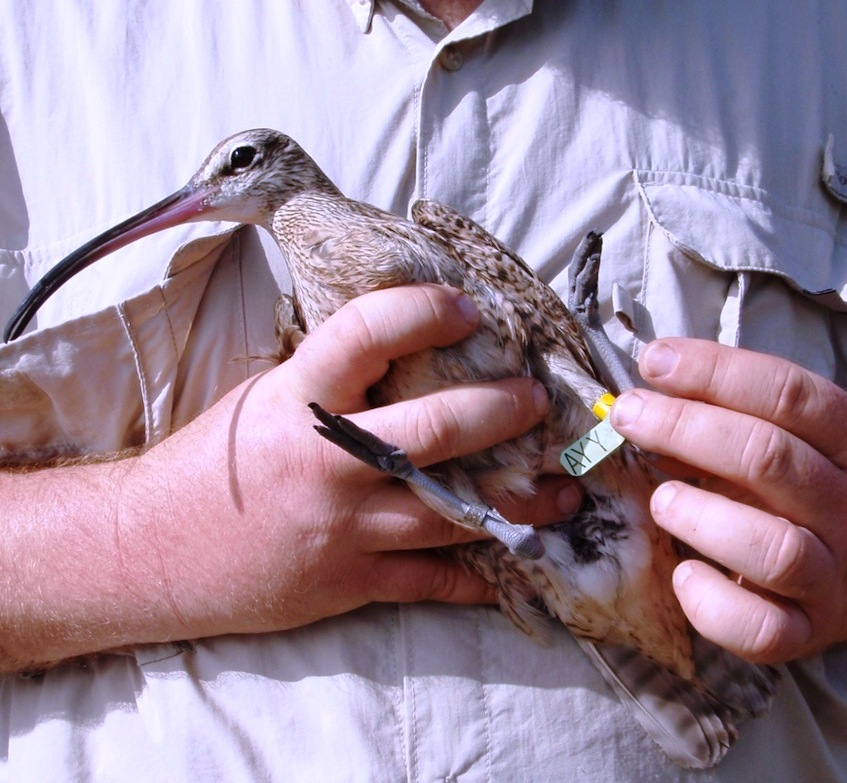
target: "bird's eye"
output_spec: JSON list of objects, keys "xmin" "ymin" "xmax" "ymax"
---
[{"xmin": 230, "ymin": 145, "xmax": 257, "ymax": 171}]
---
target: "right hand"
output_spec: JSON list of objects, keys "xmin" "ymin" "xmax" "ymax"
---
[{"xmin": 121, "ymin": 284, "xmax": 581, "ymax": 641}]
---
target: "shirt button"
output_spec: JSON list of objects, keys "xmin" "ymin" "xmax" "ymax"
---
[{"xmin": 438, "ymin": 46, "xmax": 464, "ymax": 72}]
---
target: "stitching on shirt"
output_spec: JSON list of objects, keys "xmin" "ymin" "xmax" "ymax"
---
[
  {"xmin": 418, "ymin": 82, "xmax": 427, "ymax": 201},
  {"xmin": 635, "ymin": 175, "xmax": 844, "ymax": 296},
  {"xmin": 635, "ymin": 208, "xmax": 656, "ymax": 368},
  {"xmin": 159, "ymin": 286, "xmax": 181, "ymax": 364},
  {"xmin": 389, "ymin": 606, "xmax": 410, "ymax": 782},
  {"xmin": 475, "ymin": 609, "xmax": 493, "ymax": 783},
  {"xmin": 117, "ymin": 301, "xmax": 153, "ymax": 444},
  {"xmin": 394, "ymin": 605, "xmax": 421, "ymax": 781},
  {"xmin": 120, "ymin": 284, "xmax": 181, "ymax": 446},
  {"xmin": 389, "ymin": 8, "xmax": 427, "ymax": 203},
  {"xmin": 230, "ymin": 233, "xmax": 250, "ymax": 378},
  {"xmin": 407, "ymin": 608, "xmax": 421, "ymax": 782},
  {"xmin": 484, "ymin": 101, "xmax": 491, "ymax": 236},
  {"xmin": 634, "ymin": 168, "xmax": 836, "ymax": 236}
]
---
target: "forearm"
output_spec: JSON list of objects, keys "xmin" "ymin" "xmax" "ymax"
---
[
  {"xmin": 0, "ymin": 287, "xmax": 573, "ymax": 674},
  {"xmin": 0, "ymin": 460, "xmax": 164, "ymax": 671},
  {"xmin": 0, "ymin": 381, "xmax": 270, "ymax": 672},
  {"xmin": 0, "ymin": 427, "xmax": 228, "ymax": 671}
]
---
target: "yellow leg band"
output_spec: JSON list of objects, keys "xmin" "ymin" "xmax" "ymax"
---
[{"xmin": 591, "ymin": 392, "xmax": 617, "ymax": 421}]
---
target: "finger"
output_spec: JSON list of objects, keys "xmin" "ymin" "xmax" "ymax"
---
[
  {"xmin": 497, "ymin": 476, "xmax": 584, "ymax": 525},
  {"xmin": 365, "ymin": 551, "xmax": 497, "ymax": 605},
  {"xmin": 353, "ymin": 484, "xmax": 484, "ymax": 552},
  {"xmin": 359, "ymin": 475, "xmax": 583, "ymax": 553},
  {"xmin": 610, "ymin": 389, "xmax": 847, "ymax": 532},
  {"xmin": 651, "ymin": 481, "xmax": 835, "ymax": 601},
  {"xmin": 287, "ymin": 285, "xmax": 479, "ymax": 410},
  {"xmin": 637, "ymin": 339, "xmax": 847, "ymax": 467},
  {"xmin": 320, "ymin": 376, "xmax": 549, "ymax": 479},
  {"xmin": 670, "ymin": 559, "xmax": 813, "ymax": 664}
]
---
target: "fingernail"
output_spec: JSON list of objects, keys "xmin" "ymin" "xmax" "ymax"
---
[
  {"xmin": 673, "ymin": 561, "xmax": 694, "ymax": 590},
  {"xmin": 556, "ymin": 482, "xmax": 583, "ymax": 515},
  {"xmin": 651, "ymin": 482, "xmax": 677, "ymax": 516},
  {"xmin": 456, "ymin": 293, "xmax": 479, "ymax": 326},
  {"xmin": 611, "ymin": 391, "xmax": 644, "ymax": 428},
  {"xmin": 532, "ymin": 382, "xmax": 550, "ymax": 417},
  {"xmin": 642, "ymin": 342, "xmax": 678, "ymax": 379}
]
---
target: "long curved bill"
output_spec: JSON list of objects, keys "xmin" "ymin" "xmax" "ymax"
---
[{"xmin": 3, "ymin": 184, "xmax": 212, "ymax": 343}]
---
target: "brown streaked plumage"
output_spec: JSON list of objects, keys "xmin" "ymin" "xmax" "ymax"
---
[{"xmin": 4, "ymin": 129, "xmax": 777, "ymax": 768}]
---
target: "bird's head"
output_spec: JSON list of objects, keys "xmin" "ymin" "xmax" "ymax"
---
[
  {"xmin": 3, "ymin": 128, "xmax": 336, "ymax": 342},
  {"xmin": 188, "ymin": 128, "xmax": 338, "ymax": 225}
]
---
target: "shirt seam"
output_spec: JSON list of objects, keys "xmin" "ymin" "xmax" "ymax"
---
[
  {"xmin": 634, "ymin": 168, "xmax": 836, "ymax": 238},
  {"xmin": 117, "ymin": 301, "xmax": 154, "ymax": 445}
]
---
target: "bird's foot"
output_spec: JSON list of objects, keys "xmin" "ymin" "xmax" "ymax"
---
[
  {"xmin": 567, "ymin": 232, "xmax": 634, "ymax": 394},
  {"xmin": 309, "ymin": 403, "xmax": 545, "ymax": 560},
  {"xmin": 274, "ymin": 294, "xmax": 305, "ymax": 362}
]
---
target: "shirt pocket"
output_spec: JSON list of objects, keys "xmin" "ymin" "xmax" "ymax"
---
[
  {"xmin": 0, "ymin": 232, "xmax": 237, "ymax": 462},
  {"xmin": 633, "ymin": 170, "xmax": 847, "ymax": 383}
]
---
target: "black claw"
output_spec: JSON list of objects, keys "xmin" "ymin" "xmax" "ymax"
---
[
  {"xmin": 566, "ymin": 231, "xmax": 634, "ymax": 395},
  {"xmin": 309, "ymin": 402, "xmax": 546, "ymax": 560},
  {"xmin": 309, "ymin": 402, "xmax": 414, "ymax": 478},
  {"xmin": 568, "ymin": 230, "xmax": 603, "ymax": 319}
]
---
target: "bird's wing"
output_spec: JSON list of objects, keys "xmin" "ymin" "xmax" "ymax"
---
[
  {"xmin": 410, "ymin": 198, "xmax": 599, "ymax": 379},
  {"xmin": 411, "ymin": 199, "xmax": 537, "ymax": 277}
]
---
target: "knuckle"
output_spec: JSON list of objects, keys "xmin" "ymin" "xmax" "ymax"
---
[
  {"xmin": 294, "ymin": 304, "xmax": 372, "ymax": 372},
  {"xmin": 485, "ymin": 381, "xmax": 531, "ymax": 432},
  {"xmin": 419, "ymin": 284, "xmax": 454, "ymax": 323},
  {"xmin": 343, "ymin": 301, "xmax": 382, "ymax": 355},
  {"xmin": 737, "ymin": 421, "xmax": 793, "ymax": 484},
  {"xmin": 415, "ymin": 397, "xmax": 465, "ymax": 459},
  {"xmin": 759, "ymin": 522, "xmax": 818, "ymax": 594},
  {"xmin": 743, "ymin": 601, "xmax": 812, "ymax": 664},
  {"xmin": 702, "ymin": 348, "xmax": 727, "ymax": 397},
  {"xmin": 745, "ymin": 608, "xmax": 791, "ymax": 661},
  {"xmin": 424, "ymin": 565, "xmax": 460, "ymax": 602},
  {"xmin": 769, "ymin": 363, "xmax": 815, "ymax": 422},
  {"xmin": 368, "ymin": 556, "xmax": 459, "ymax": 603},
  {"xmin": 659, "ymin": 398, "xmax": 692, "ymax": 446},
  {"xmin": 363, "ymin": 560, "xmax": 390, "ymax": 603}
]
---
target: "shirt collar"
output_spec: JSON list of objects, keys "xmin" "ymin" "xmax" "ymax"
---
[
  {"xmin": 345, "ymin": 0, "xmax": 534, "ymax": 36},
  {"xmin": 347, "ymin": 0, "xmax": 375, "ymax": 33}
]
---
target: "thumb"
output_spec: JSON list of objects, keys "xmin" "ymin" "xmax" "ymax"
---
[
  {"xmin": 366, "ymin": 552, "xmax": 497, "ymax": 606},
  {"xmin": 286, "ymin": 285, "xmax": 479, "ymax": 412}
]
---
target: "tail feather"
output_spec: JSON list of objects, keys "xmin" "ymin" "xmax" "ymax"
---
[
  {"xmin": 577, "ymin": 640, "xmax": 736, "ymax": 769},
  {"xmin": 691, "ymin": 634, "xmax": 779, "ymax": 716},
  {"xmin": 576, "ymin": 638, "xmax": 779, "ymax": 769},
  {"xmin": 457, "ymin": 524, "xmax": 779, "ymax": 768}
]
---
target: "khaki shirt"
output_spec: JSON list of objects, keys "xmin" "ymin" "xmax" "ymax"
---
[{"xmin": 0, "ymin": 1, "xmax": 846, "ymax": 779}]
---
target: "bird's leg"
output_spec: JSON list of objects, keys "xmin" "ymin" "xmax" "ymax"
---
[
  {"xmin": 567, "ymin": 232, "xmax": 634, "ymax": 395},
  {"xmin": 309, "ymin": 403, "xmax": 545, "ymax": 560},
  {"xmin": 274, "ymin": 294, "xmax": 305, "ymax": 362}
]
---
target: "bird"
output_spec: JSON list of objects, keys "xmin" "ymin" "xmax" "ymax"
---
[{"xmin": 4, "ymin": 128, "xmax": 777, "ymax": 768}]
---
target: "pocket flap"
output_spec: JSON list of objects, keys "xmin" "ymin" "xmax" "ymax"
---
[{"xmin": 635, "ymin": 170, "xmax": 847, "ymax": 311}]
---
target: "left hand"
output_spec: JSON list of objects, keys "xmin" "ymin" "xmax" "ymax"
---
[{"xmin": 610, "ymin": 337, "xmax": 847, "ymax": 664}]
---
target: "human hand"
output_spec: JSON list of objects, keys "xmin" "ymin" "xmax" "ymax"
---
[
  {"xmin": 129, "ymin": 284, "xmax": 580, "ymax": 640},
  {"xmin": 610, "ymin": 338, "xmax": 847, "ymax": 664}
]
